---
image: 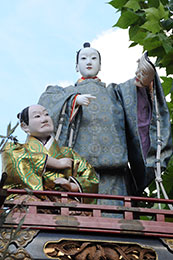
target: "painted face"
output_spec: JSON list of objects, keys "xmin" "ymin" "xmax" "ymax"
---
[
  {"xmin": 135, "ymin": 56, "xmax": 155, "ymax": 88},
  {"xmin": 26, "ymin": 105, "xmax": 54, "ymax": 138},
  {"xmin": 76, "ymin": 47, "xmax": 101, "ymax": 78}
]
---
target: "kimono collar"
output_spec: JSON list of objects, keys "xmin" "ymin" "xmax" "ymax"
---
[
  {"xmin": 27, "ymin": 135, "xmax": 54, "ymax": 151},
  {"xmin": 77, "ymin": 76, "xmax": 101, "ymax": 84}
]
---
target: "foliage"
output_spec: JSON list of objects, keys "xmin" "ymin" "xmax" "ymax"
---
[
  {"xmin": 109, "ymin": 0, "xmax": 173, "ymax": 200},
  {"xmin": 0, "ymin": 206, "xmax": 27, "ymax": 259},
  {"xmin": 0, "ymin": 123, "xmax": 30, "ymax": 258},
  {"xmin": 0, "ymin": 122, "xmax": 19, "ymax": 154},
  {"xmin": 0, "ymin": 122, "xmax": 19, "ymax": 189},
  {"xmin": 0, "ymin": 122, "xmax": 23, "ymax": 258},
  {"xmin": 109, "ymin": 0, "xmax": 173, "ymax": 93},
  {"xmin": 0, "ymin": 197, "xmax": 30, "ymax": 259}
]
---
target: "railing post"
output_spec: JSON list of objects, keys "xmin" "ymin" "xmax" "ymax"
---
[
  {"xmin": 156, "ymin": 214, "xmax": 165, "ymax": 222},
  {"xmin": 93, "ymin": 209, "xmax": 101, "ymax": 217},
  {"xmin": 28, "ymin": 205, "xmax": 37, "ymax": 214},
  {"xmin": 61, "ymin": 193, "xmax": 69, "ymax": 216},
  {"xmin": 124, "ymin": 197, "xmax": 133, "ymax": 220}
]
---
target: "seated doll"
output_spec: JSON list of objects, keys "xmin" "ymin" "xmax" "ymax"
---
[{"xmin": 1, "ymin": 104, "xmax": 98, "ymax": 205}]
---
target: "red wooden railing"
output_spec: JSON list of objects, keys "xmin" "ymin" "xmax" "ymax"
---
[{"xmin": 1, "ymin": 189, "xmax": 173, "ymax": 238}]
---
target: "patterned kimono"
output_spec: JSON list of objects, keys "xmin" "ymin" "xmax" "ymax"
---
[
  {"xmin": 108, "ymin": 75, "xmax": 172, "ymax": 193},
  {"xmin": 38, "ymin": 79, "xmax": 130, "ymax": 199},
  {"xmin": 38, "ymin": 76, "xmax": 172, "ymax": 196},
  {"xmin": 2, "ymin": 135, "xmax": 98, "ymax": 204}
]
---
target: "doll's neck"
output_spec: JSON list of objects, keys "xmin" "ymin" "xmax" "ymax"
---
[
  {"xmin": 77, "ymin": 76, "xmax": 101, "ymax": 84},
  {"xmin": 35, "ymin": 135, "xmax": 51, "ymax": 145}
]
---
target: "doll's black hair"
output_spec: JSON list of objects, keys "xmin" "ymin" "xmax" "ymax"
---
[
  {"xmin": 17, "ymin": 106, "xmax": 29, "ymax": 125},
  {"xmin": 76, "ymin": 42, "xmax": 101, "ymax": 65}
]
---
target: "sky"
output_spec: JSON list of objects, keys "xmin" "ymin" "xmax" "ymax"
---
[{"xmin": 0, "ymin": 0, "xmax": 145, "ymax": 171}]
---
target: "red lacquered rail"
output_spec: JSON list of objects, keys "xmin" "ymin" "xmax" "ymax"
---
[{"xmin": 0, "ymin": 189, "xmax": 173, "ymax": 238}]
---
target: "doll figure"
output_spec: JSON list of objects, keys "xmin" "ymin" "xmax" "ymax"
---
[
  {"xmin": 38, "ymin": 43, "xmax": 172, "ymax": 199},
  {"xmin": 1, "ymin": 104, "xmax": 98, "ymax": 204}
]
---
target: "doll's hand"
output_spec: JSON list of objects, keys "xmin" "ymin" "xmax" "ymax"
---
[
  {"xmin": 54, "ymin": 177, "xmax": 78, "ymax": 191},
  {"xmin": 76, "ymin": 94, "xmax": 96, "ymax": 106},
  {"xmin": 54, "ymin": 178, "xmax": 71, "ymax": 191},
  {"xmin": 57, "ymin": 158, "xmax": 73, "ymax": 169}
]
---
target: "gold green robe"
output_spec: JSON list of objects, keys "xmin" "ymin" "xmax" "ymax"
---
[{"xmin": 1, "ymin": 136, "xmax": 98, "ymax": 203}]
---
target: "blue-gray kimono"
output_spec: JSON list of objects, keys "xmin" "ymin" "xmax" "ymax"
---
[
  {"xmin": 38, "ymin": 76, "xmax": 172, "ymax": 196},
  {"xmin": 109, "ymin": 74, "xmax": 172, "ymax": 193}
]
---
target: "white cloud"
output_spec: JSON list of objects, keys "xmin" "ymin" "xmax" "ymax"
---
[
  {"xmin": 57, "ymin": 80, "xmax": 74, "ymax": 88},
  {"xmin": 91, "ymin": 28, "xmax": 143, "ymax": 85}
]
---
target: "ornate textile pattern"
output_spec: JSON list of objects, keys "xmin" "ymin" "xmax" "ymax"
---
[
  {"xmin": 38, "ymin": 76, "xmax": 172, "ymax": 195},
  {"xmin": 1, "ymin": 142, "xmax": 45, "ymax": 190},
  {"xmin": 110, "ymin": 76, "xmax": 172, "ymax": 192},
  {"xmin": 38, "ymin": 79, "xmax": 129, "ymax": 199},
  {"xmin": 44, "ymin": 239, "xmax": 157, "ymax": 259},
  {"xmin": 38, "ymin": 79, "xmax": 128, "ymax": 170},
  {"xmin": 2, "ymin": 136, "xmax": 98, "ymax": 204}
]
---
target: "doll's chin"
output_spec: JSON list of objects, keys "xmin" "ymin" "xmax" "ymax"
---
[{"xmin": 134, "ymin": 79, "xmax": 143, "ymax": 88}]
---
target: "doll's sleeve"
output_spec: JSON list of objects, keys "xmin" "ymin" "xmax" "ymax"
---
[
  {"xmin": 1, "ymin": 142, "xmax": 47, "ymax": 190},
  {"xmin": 70, "ymin": 149, "xmax": 99, "ymax": 204}
]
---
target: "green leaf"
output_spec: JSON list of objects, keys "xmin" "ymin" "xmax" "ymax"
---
[
  {"xmin": 160, "ymin": 49, "xmax": 173, "ymax": 64},
  {"xmin": 129, "ymin": 42, "xmax": 138, "ymax": 47},
  {"xmin": 148, "ymin": 47, "xmax": 165, "ymax": 60},
  {"xmin": 161, "ymin": 18, "xmax": 173, "ymax": 31},
  {"xmin": 141, "ymin": 3, "xmax": 169, "ymax": 33},
  {"xmin": 158, "ymin": 33, "xmax": 173, "ymax": 54},
  {"xmin": 148, "ymin": 179, "xmax": 156, "ymax": 195},
  {"xmin": 6, "ymin": 122, "xmax": 11, "ymax": 136},
  {"xmin": 166, "ymin": 65, "xmax": 173, "ymax": 75},
  {"xmin": 125, "ymin": 0, "xmax": 141, "ymax": 11},
  {"xmin": 4, "ymin": 122, "xmax": 19, "ymax": 141},
  {"xmin": 141, "ymin": 20, "xmax": 161, "ymax": 33},
  {"xmin": 155, "ymin": 50, "xmax": 173, "ymax": 70},
  {"xmin": 168, "ymin": 0, "xmax": 173, "ymax": 12},
  {"xmin": 9, "ymin": 122, "xmax": 19, "ymax": 135},
  {"xmin": 148, "ymin": 0, "xmax": 160, "ymax": 8},
  {"xmin": 0, "ymin": 138, "xmax": 5, "ymax": 147},
  {"xmin": 167, "ymin": 101, "xmax": 173, "ymax": 121},
  {"xmin": 129, "ymin": 26, "xmax": 148, "ymax": 43},
  {"xmin": 142, "ymin": 33, "xmax": 163, "ymax": 52},
  {"xmin": 108, "ymin": 0, "xmax": 128, "ymax": 9},
  {"xmin": 145, "ymin": 3, "xmax": 169, "ymax": 21},
  {"xmin": 162, "ymin": 40, "xmax": 173, "ymax": 54},
  {"xmin": 160, "ymin": 0, "xmax": 169, "ymax": 5},
  {"xmin": 161, "ymin": 51, "xmax": 173, "ymax": 75},
  {"xmin": 143, "ymin": 37, "xmax": 162, "ymax": 51},
  {"xmin": 13, "ymin": 215, "xmax": 26, "ymax": 237},
  {"xmin": 114, "ymin": 9, "xmax": 140, "ymax": 28},
  {"xmin": 163, "ymin": 156, "xmax": 173, "ymax": 196},
  {"xmin": 160, "ymin": 77, "xmax": 173, "ymax": 96}
]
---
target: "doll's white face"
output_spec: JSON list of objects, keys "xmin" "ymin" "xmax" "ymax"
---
[
  {"xmin": 24, "ymin": 105, "xmax": 54, "ymax": 138},
  {"xmin": 76, "ymin": 47, "xmax": 101, "ymax": 78},
  {"xmin": 135, "ymin": 56, "xmax": 155, "ymax": 88}
]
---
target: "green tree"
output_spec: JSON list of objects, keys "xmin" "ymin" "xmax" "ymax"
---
[{"xmin": 109, "ymin": 0, "xmax": 173, "ymax": 200}]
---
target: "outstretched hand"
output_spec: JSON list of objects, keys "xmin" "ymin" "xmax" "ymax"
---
[{"xmin": 76, "ymin": 94, "xmax": 96, "ymax": 106}]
